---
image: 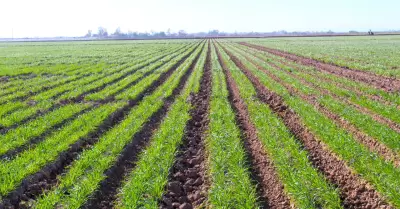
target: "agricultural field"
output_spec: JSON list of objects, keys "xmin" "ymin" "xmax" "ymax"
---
[
  {"xmin": 0, "ymin": 37, "xmax": 399, "ymax": 209},
  {"xmin": 236, "ymin": 36, "xmax": 400, "ymax": 78}
]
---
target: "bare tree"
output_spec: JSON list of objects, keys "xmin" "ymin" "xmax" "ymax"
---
[
  {"xmin": 98, "ymin": 27, "xmax": 108, "ymax": 37},
  {"xmin": 178, "ymin": 30, "xmax": 187, "ymax": 37},
  {"xmin": 85, "ymin": 30, "xmax": 92, "ymax": 37},
  {"xmin": 113, "ymin": 27, "xmax": 122, "ymax": 36}
]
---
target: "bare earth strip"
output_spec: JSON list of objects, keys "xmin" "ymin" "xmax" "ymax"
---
[
  {"xmin": 263, "ymin": 62, "xmax": 400, "ymax": 167},
  {"xmin": 161, "ymin": 43, "xmax": 212, "ymax": 209},
  {"xmin": 232, "ymin": 47, "xmax": 400, "ymax": 167},
  {"xmin": 223, "ymin": 45, "xmax": 392, "ymax": 208},
  {"xmin": 240, "ymin": 42, "xmax": 400, "ymax": 93},
  {"xmin": 215, "ymin": 44, "xmax": 292, "ymax": 209},
  {"xmin": 83, "ymin": 44, "xmax": 204, "ymax": 209},
  {"xmin": 0, "ymin": 45, "xmax": 202, "ymax": 209}
]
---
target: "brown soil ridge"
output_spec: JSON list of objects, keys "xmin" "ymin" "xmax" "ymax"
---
[
  {"xmin": 84, "ymin": 43, "xmax": 205, "ymax": 209},
  {"xmin": 64, "ymin": 43, "xmax": 200, "ymax": 104},
  {"xmin": 0, "ymin": 106, "xmax": 91, "ymax": 160},
  {"xmin": 0, "ymin": 72, "xmax": 89, "ymax": 106},
  {"xmin": 266, "ymin": 62, "xmax": 400, "ymax": 134},
  {"xmin": 215, "ymin": 42, "xmax": 292, "ymax": 209},
  {"xmin": 160, "ymin": 42, "xmax": 211, "ymax": 209},
  {"xmin": 274, "ymin": 58, "xmax": 400, "ymax": 110},
  {"xmin": 277, "ymin": 58, "xmax": 400, "ymax": 132},
  {"xmin": 236, "ymin": 43, "xmax": 400, "ymax": 139},
  {"xmin": 264, "ymin": 61, "xmax": 400, "ymax": 167},
  {"xmin": 220, "ymin": 43, "xmax": 393, "ymax": 208},
  {"xmin": 233, "ymin": 43, "xmax": 400, "ymax": 110},
  {"xmin": 239, "ymin": 42, "xmax": 400, "ymax": 93},
  {"xmin": 232, "ymin": 47, "xmax": 400, "ymax": 167},
  {"xmin": 0, "ymin": 43, "xmax": 204, "ymax": 209}
]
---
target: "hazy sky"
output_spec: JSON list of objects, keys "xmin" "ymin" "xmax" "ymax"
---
[{"xmin": 1, "ymin": 0, "xmax": 399, "ymax": 38}]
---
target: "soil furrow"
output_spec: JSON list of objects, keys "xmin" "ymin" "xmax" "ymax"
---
[
  {"xmin": 70, "ymin": 44, "xmax": 197, "ymax": 103},
  {"xmin": 253, "ymin": 59, "xmax": 400, "ymax": 167},
  {"xmin": 278, "ymin": 59, "xmax": 399, "ymax": 109},
  {"xmin": 215, "ymin": 43, "xmax": 291, "ymax": 209},
  {"xmin": 160, "ymin": 43, "xmax": 211, "ymax": 209},
  {"xmin": 0, "ymin": 73, "xmax": 89, "ymax": 105},
  {"xmin": 239, "ymin": 47, "xmax": 399, "ymax": 109},
  {"xmin": 0, "ymin": 76, "xmax": 10, "ymax": 83},
  {"xmin": 3, "ymin": 45, "xmax": 185, "ymax": 106},
  {"xmin": 84, "ymin": 44, "xmax": 204, "ymax": 209},
  {"xmin": 0, "ymin": 106, "xmax": 91, "ymax": 161},
  {"xmin": 77, "ymin": 43, "xmax": 202, "ymax": 105},
  {"xmin": 0, "ymin": 45, "xmax": 202, "ymax": 209},
  {"xmin": 223, "ymin": 44, "xmax": 392, "ymax": 208},
  {"xmin": 0, "ymin": 105, "xmax": 54, "ymax": 135},
  {"xmin": 239, "ymin": 42, "xmax": 400, "ymax": 93},
  {"xmin": 0, "ymin": 103, "xmax": 130, "ymax": 209},
  {"xmin": 264, "ymin": 61, "xmax": 400, "ymax": 134}
]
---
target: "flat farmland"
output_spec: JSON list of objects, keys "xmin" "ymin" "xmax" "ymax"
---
[{"xmin": 0, "ymin": 37, "xmax": 399, "ymax": 209}]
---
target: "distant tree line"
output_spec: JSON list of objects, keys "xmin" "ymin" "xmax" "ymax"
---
[
  {"xmin": 83, "ymin": 27, "xmax": 389, "ymax": 39},
  {"xmin": 84, "ymin": 27, "xmax": 193, "ymax": 39}
]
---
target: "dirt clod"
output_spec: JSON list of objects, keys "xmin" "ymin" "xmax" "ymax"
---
[{"xmin": 161, "ymin": 42, "xmax": 212, "ymax": 208}]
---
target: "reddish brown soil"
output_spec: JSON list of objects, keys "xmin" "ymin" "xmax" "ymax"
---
[
  {"xmin": 240, "ymin": 42, "xmax": 400, "ymax": 93},
  {"xmin": 0, "ymin": 44, "xmax": 204, "ymax": 209},
  {"xmin": 343, "ymin": 100, "xmax": 400, "ymax": 133},
  {"xmin": 0, "ymin": 107, "xmax": 90, "ymax": 160},
  {"xmin": 230, "ymin": 44, "xmax": 400, "ymax": 166},
  {"xmin": 215, "ymin": 43, "xmax": 292, "ymax": 209},
  {"xmin": 270, "ymin": 58, "xmax": 400, "ymax": 134},
  {"xmin": 234, "ymin": 44, "xmax": 400, "ymax": 110},
  {"xmin": 264, "ymin": 62, "xmax": 400, "ymax": 167},
  {"xmin": 280, "ymin": 60, "xmax": 400, "ymax": 109},
  {"xmin": 85, "ymin": 44, "xmax": 205, "ymax": 209},
  {"xmin": 0, "ymin": 73, "xmax": 87, "ymax": 106},
  {"xmin": 249, "ymin": 49, "xmax": 400, "ymax": 132},
  {"xmin": 221, "ymin": 43, "xmax": 393, "ymax": 208},
  {"xmin": 160, "ymin": 43, "xmax": 211, "ymax": 209},
  {"xmin": 232, "ymin": 47, "xmax": 400, "ymax": 166},
  {"xmin": 63, "ymin": 43, "xmax": 200, "ymax": 104}
]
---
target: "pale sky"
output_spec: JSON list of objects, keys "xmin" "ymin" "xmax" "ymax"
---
[{"xmin": 0, "ymin": 0, "xmax": 399, "ymax": 38}]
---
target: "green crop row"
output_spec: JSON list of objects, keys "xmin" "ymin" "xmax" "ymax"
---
[
  {"xmin": 241, "ymin": 36, "xmax": 400, "ymax": 77},
  {"xmin": 224, "ymin": 42, "xmax": 400, "ymax": 207},
  {"xmin": 0, "ymin": 45, "xmax": 188, "ymax": 128},
  {"xmin": 203, "ymin": 44, "xmax": 259, "ymax": 208},
  {"xmin": 115, "ymin": 43, "xmax": 201, "ymax": 101},
  {"xmin": 255, "ymin": 48, "xmax": 400, "ymax": 126},
  {"xmin": 0, "ymin": 103, "xmax": 90, "ymax": 156},
  {"xmin": 216, "ymin": 42, "xmax": 342, "ymax": 208},
  {"xmin": 117, "ymin": 42, "xmax": 207, "ymax": 208},
  {"xmin": 0, "ymin": 102, "xmax": 26, "ymax": 120},
  {"xmin": 0, "ymin": 43, "xmax": 187, "ymax": 105},
  {"xmin": 0, "ymin": 102, "xmax": 125, "ymax": 197},
  {"xmin": 229, "ymin": 43, "xmax": 400, "ymax": 154},
  {"xmin": 232, "ymin": 42, "xmax": 400, "ymax": 107},
  {"xmin": 0, "ymin": 101, "xmax": 53, "ymax": 128},
  {"xmin": 58, "ymin": 43, "xmax": 196, "ymax": 102},
  {"xmin": 32, "ymin": 43, "xmax": 204, "ymax": 208},
  {"xmin": 84, "ymin": 43, "xmax": 197, "ymax": 101}
]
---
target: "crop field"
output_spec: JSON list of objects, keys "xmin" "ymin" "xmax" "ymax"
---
[{"xmin": 0, "ymin": 37, "xmax": 399, "ymax": 209}]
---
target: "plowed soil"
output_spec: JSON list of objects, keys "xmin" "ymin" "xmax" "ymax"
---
[
  {"xmin": 223, "ymin": 45, "xmax": 392, "ymax": 208},
  {"xmin": 0, "ymin": 44, "xmax": 202, "ymax": 209},
  {"xmin": 265, "ymin": 62, "xmax": 400, "ymax": 167},
  {"xmin": 160, "ymin": 43, "xmax": 212, "ymax": 209},
  {"xmin": 86, "ymin": 44, "xmax": 204, "ymax": 209},
  {"xmin": 216, "ymin": 43, "xmax": 292, "ymax": 209},
  {"xmin": 240, "ymin": 42, "xmax": 400, "ymax": 93},
  {"xmin": 233, "ymin": 47, "xmax": 400, "ymax": 167}
]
